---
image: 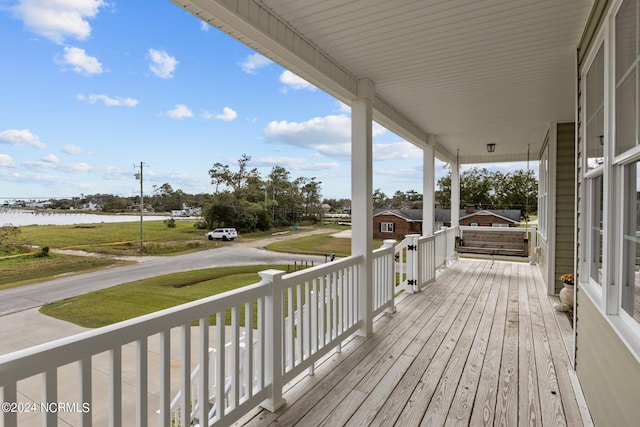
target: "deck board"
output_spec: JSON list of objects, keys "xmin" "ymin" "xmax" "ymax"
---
[{"xmin": 236, "ymin": 259, "xmax": 584, "ymax": 427}]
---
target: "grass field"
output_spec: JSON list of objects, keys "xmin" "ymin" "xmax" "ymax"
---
[
  {"xmin": 265, "ymin": 230, "xmax": 382, "ymax": 257},
  {"xmin": 40, "ymin": 265, "xmax": 289, "ymax": 328},
  {"xmin": 1, "ymin": 220, "xmax": 350, "ymax": 289},
  {"xmin": 16, "ymin": 219, "xmax": 208, "ymax": 255},
  {"xmin": 0, "ymin": 253, "xmax": 129, "ymax": 290}
]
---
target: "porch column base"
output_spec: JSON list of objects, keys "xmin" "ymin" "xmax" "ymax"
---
[{"xmin": 260, "ymin": 397, "xmax": 286, "ymax": 413}]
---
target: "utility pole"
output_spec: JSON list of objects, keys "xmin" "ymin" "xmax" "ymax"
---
[{"xmin": 134, "ymin": 162, "xmax": 147, "ymax": 251}]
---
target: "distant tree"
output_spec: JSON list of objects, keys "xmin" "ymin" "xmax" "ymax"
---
[
  {"xmin": 372, "ymin": 189, "xmax": 389, "ymax": 209},
  {"xmin": 436, "ymin": 167, "xmax": 537, "ymax": 215}
]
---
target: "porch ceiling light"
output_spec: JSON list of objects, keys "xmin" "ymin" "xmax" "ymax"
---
[{"xmin": 487, "ymin": 143, "xmax": 496, "ymax": 153}]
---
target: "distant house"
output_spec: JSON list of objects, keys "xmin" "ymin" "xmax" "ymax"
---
[
  {"xmin": 373, "ymin": 209, "xmax": 423, "ymax": 240},
  {"xmin": 374, "ymin": 206, "xmax": 521, "ymax": 240},
  {"xmin": 128, "ymin": 203, "xmax": 154, "ymax": 213}
]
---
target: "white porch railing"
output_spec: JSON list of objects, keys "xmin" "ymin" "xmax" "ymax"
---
[
  {"xmin": 394, "ymin": 227, "xmax": 457, "ymax": 293},
  {"xmin": 0, "ymin": 233, "xmax": 451, "ymax": 427}
]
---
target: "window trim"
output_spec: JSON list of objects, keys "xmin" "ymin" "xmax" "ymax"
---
[{"xmin": 380, "ymin": 222, "xmax": 395, "ymax": 233}]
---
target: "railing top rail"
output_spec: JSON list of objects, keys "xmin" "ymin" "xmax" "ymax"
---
[{"xmin": 277, "ymin": 254, "xmax": 362, "ymax": 288}]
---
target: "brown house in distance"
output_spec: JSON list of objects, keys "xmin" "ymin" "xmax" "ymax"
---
[{"xmin": 373, "ymin": 207, "xmax": 521, "ymax": 240}]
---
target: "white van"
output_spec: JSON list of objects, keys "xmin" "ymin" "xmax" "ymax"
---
[{"xmin": 205, "ymin": 228, "xmax": 238, "ymax": 241}]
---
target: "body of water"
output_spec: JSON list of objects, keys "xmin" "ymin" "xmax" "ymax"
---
[{"xmin": 0, "ymin": 209, "xmax": 172, "ymax": 226}]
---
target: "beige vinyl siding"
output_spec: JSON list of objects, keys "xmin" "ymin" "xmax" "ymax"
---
[
  {"xmin": 576, "ymin": 292, "xmax": 640, "ymax": 427},
  {"xmin": 554, "ymin": 123, "xmax": 576, "ymax": 293}
]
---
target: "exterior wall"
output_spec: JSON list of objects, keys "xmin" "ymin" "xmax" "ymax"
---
[
  {"xmin": 372, "ymin": 214, "xmax": 421, "ymax": 240},
  {"xmin": 554, "ymin": 123, "xmax": 576, "ymax": 293},
  {"xmin": 576, "ymin": 292, "xmax": 640, "ymax": 427}
]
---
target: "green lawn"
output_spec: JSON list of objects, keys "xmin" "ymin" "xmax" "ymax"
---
[
  {"xmin": 265, "ymin": 231, "xmax": 382, "ymax": 257},
  {"xmin": 16, "ymin": 219, "xmax": 209, "ymax": 255},
  {"xmin": 40, "ymin": 265, "xmax": 290, "ymax": 328},
  {"xmin": 0, "ymin": 253, "xmax": 129, "ymax": 290}
]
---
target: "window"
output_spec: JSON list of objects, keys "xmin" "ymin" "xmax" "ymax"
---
[
  {"xmin": 586, "ymin": 44, "xmax": 605, "ymax": 170},
  {"xmin": 589, "ymin": 174, "xmax": 604, "ymax": 286},
  {"xmin": 380, "ymin": 222, "xmax": 395, "ymax": 233},
  {"xmin": 615, "ymin": 0, "xmax": 640, "ymax": 327},
  {"xmin": 615, "ymin": 0, "xmax": 638, "ymax": 156},
  {"xmin": 492, "ymin": 223, "xmax": 509, "ymax": 228},
  {"xmin": 584, "ymin": 42, "xmax": 605, "ymax": 287},
  {"xmin": 621, "ymin": 160, "xmax": 640, "ymax": 323}
]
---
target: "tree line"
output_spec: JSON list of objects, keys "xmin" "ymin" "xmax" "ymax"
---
[
  {"xmin": 436, "ymin": 167, "xmax": 538, "ymax": 217},
  {"xmin": 18, "ymin": 160, "xmax": 537, "ymax": 232}
]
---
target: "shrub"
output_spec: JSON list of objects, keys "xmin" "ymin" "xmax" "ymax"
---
[
  {"xmin": 36, "ymin": 246, "xmax": 50, "ymax": 257},
  {"xmin": 164, "ymin": 218, "xmax": 177, "ymax": 228}
]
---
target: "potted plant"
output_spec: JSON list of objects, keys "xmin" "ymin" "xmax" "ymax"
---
[{"xmin": 554, "ymin": 273, "xmax": 574, "ymax": 312}]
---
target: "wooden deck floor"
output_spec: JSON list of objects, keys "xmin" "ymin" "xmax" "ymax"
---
[{"xmin": 237, "ymin": 259, "xmax": 585, "ymax": 427}]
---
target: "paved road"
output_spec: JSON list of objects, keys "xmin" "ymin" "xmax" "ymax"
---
[{"xmin": 1, "ymin": 232, "xmax": 333, "ymax": 316}]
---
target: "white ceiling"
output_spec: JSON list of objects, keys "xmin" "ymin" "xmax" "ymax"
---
[{"xmin": 172, "ymin": 0, "xmax": 594, "ymax": 164}]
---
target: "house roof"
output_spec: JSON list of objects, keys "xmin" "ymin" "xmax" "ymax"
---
[
  {"xmin": 376, "ymin": 208, "xmax": 521, "ymax": 223},
  {"xmin": 373, "ymin": 209, "xmax": 423, "ymax": 222},
  {"xmin": 460, "ymin": 209, "xmax": 521, "ymax": 224},
  {"xmin": 174, "ymin": 0, "xmax": 593, "ymax": 165}
]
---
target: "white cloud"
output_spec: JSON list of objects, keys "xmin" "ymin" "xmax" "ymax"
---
[
  {"xmin": 42, "ymin": 153, "xmax": 59, "ymax": 163},
  {"xmin": 200, "ymin": 21, "xmax": 210, "ymax": 32},
  {"xmin": 58, "ymin": 46, "xmax": 103, "ymax": 75},
  {"xmin": 0, "ymin": 154, "xmax": 15, "ymax": 168},
  {"xmin": 11, "ymin": 0, "xmax": 105, "ymax": 44},
  {"xmin": 214, "ymin": 107, "xmax": 238, "ymax": 122},
  {"xmin": 240, "ymin": 53, "xmax": 272, "ymax": 74},
  {"xmin": 373, "ymin": 142, "xmax": 423, "ymax": 160},
  {"xmin": 280, "ymin": 70, "xmax": 316, "ymax": 91},
  {"xmin": 0, "ymin": 129, "xmax": 46, "ymax": 149},
  {"xmin": 23, "ymin": 158, "xmax": 92, "ymax": 172},
  {"xmin": 166, "ymin": 104, "xmax": 193, "ymax": 119},
  {"xmin": 148, "ymin": 48, "xmax": 178, "ymax": 79},
  {"xmin": 336, "ymin": 101, "xmax": 351, "ymax": 113},
  {"xmin": 202, "ymin": 107, "xmax": 237, "ymax": 122},
  {"xmin": 76, "ymin": 94, "xmax": 138, "ymax": 107},
  {"xmin": 251, "ymin": 156, "xmax": 340, "ymax": 171},
  {"xmin": 61, "ymin": 144, "xmax": 85, "ymax": 155}
]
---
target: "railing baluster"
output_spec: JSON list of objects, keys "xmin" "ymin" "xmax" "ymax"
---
[
  {"xmin": 180, "ymin": 324, "xmax": 191, "ymax": 427},
  {"xmin": 158, "ymin": 331, "xmax": 170, "ymax": 427},
  {"xmin": 319, "ymin": 275, "xmax": 325, "ymax": 348},
  {"xmin": 296, "ymin": 283, "xmax": 303, "ymax": 365},
  {"xmin": 310, "ymin": 279, "xmax": 318, "ymax": 355},
  {"xmin": 43, "ymin": 368, "xmax": 58, "ymax": 426},
  {"xmin": 1, "ymin": 383, "xmax": 18, "ymax": 427},
  {"xmin": 287, "ymin": 287, "xmax": 294, "ymax": 369},
  {"xmin": 78, "ymin": 356, "xmax": 92, "ymax": 427},
  {"xmin": 231, "ymin": 306, "xmax": 240, "ymax": 410},
  {"xmin": 216, "ymin": 312, "xmax": 225, "ymax": 419},
  {"xmin": 198, "ymin": 317, "xmax": 210, "ymax": 425},
  {"xmin": 136, "ymin": 338, "xmax": 147, "ymax": 427},
  {"xmin": 244, "ymin": 301, "xmax": 253, "ymax": 399},
  {"xmin": 109, "ymin": 348, "xmax": 121, "ymax": 427},
  {"xmin": 257, "ymin": 297, "xmax": 265, "ymax": 390}
]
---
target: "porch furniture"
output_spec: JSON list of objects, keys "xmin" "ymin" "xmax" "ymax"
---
[{"xmin": 455, "ymin": 229, "xmax": 529, "ymax": 257}]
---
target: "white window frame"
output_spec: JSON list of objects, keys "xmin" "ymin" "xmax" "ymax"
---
[
  {"xmin": 538, "ymin": 144, "xmax": 549, "ymax": 240},
  {"xmin": 579, "ymin": 0, "xmax": 640, "ymax": 358},
  {"xmin": 380, "ymin": 222, "xmax": 395, "ymax": 233},
  {"xmin": 580, "ymin": 27, "xmax": 608, "ymax": 308}
]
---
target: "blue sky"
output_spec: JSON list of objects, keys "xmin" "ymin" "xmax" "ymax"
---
[{"xmin": 0, "ymin": 1, "xmax": 527, "ymax": 204}]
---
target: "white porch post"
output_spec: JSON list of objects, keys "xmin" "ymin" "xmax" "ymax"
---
[
  {"xmin": 423, "ymin": 141, "xmax": 435, "ymax": 236},
  {"xmin": 352, "ymin": 78, "xmax": 374, "ymax": 337},
  {"xmin": 451, "ymin": 159, "xmax": 460, "ymax": 228}
]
